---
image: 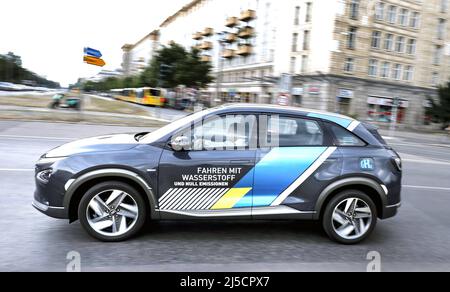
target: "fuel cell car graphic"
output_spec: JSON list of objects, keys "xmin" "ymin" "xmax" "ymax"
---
[{"xmin": 33, "ymin": 104, "xmax": 402, "ymax": 244}]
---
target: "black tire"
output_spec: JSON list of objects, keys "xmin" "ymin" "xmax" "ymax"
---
[
  {"xmin": 322, "ymin": 190, "xmax": 377, "ymax": 245},
  {"xmin": 78, "ymin": 181, "xmax": 147, "ymax": 242}
]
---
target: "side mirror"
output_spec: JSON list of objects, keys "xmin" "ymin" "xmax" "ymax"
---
[{"xmin": 170, "ymin": 136, "xmax": 191, "ymax": 151}]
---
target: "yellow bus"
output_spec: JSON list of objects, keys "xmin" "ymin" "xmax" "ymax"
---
[
  {"xmin": 111, "ymin": 88, "xmax": 137, "ymax": 103},
  {"xmin": 111, "ymin": 88, "xmax": 165, "ymax": 107},
  {"xmin": 136, "ymin": 88, "xmax": 165, "ymax": 107}
]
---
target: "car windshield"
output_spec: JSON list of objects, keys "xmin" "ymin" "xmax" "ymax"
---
[{"xmin": 139, "ymin": 109, "xmax": 214, "ymax": 143}]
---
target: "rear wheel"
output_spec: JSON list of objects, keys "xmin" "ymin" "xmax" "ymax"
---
[
  {"xmin": 322, "ymin": 190, "xmax": 377, "ymax": 244},
  {"xmin": 78, "ymin": 181, "xmax": 147, "ymax": 242}
]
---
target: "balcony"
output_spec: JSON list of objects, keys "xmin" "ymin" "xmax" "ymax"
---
[
  {"xmin": 238, "ymin": 26, "xmax": 254, "ymax": 39},
  {"xmin": 199, "ymin": 41, "xmax": 213, "ymax": 50},
  {"xmin": 225, "ymin": 33, "xmax": 237, "ymax": 43},
  {"xmin": 192, "ymin": 32, "xmax": 203, "ymax": 40},
  {"xmin": 239, "ymin": 9, "xmax": 256, "ymax": 22},
  {"xmin": 202, "ymin": 27, "xmax": 214, "ymax": 37},
  {"xmin": 222, "ymin": 49, "xmax": 236, "ymax": 59},
  {"xmin": 201, "ymin": 55, "xmax": 212, "ymax": 62},
  {"xmin": 226, "ymin": 16, "xmax": 240, "ymax": 28},
  {"xmin": 236, "ymin": 44, "xmax": 252, "ymax": 56}
]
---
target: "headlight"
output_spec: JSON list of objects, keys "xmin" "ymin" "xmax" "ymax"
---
[
  {"xmin": 37, "ymin": 156, "xmax": 66, "ymax": 165},
  {"xmin": 37, "ymin": 169, "xmax": 53, "ymax": 184}
]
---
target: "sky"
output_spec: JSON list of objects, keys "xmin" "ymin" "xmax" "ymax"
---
[{"xmin": 0, "ymin": 0, "xmax": 190, "ymax": 86}]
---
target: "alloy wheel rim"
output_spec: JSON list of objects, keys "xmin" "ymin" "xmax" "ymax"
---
[
  {"xmin": 331, "ymin": 197, "xmax": 372, "ymax": 240},
  {"xmin": 86, "ymin": 190, "xmax": 139, "ymax": 237}
]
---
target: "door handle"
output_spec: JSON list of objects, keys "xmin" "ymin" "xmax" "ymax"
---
[{"xmin": 230, "ymin": 160, "xmax": 252, "ymax": 165}]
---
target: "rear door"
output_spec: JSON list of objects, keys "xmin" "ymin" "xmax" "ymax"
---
[{"xmin": 252, "ymin": 115, "xmax": 341, "ymax": 214}]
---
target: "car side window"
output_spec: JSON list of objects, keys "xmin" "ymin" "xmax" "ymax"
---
[
  {"xmin": 329, "ymin": 124, "xmax": 366, "ymax": 146},
  {"xmin": 265, "ymin": 116, "xmax": 325, "ymax": 147},
  {"xmin": 189, "ymin": 114, "xmax": 257, "ymax": 151}
]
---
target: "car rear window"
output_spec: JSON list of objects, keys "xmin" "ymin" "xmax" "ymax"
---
[
  {"xmin": 329, "ymin": 124, "xmax": 366, "ymax": 147},
  {"xmin": 363, "ymin": 123, "xmax": 387, "ymax": 145}
]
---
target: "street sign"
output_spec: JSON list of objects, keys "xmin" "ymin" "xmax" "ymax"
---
[
  {"xmin": 83, "ymin": 47, "xmax": 105, "ymax": 67},
  {"xmin": 83, "ymin": 55, "xmax": 105, "ymax": 67},
  {"xmin": 84, "ymin": 47, "xmax": 102, "ymax": 58}
]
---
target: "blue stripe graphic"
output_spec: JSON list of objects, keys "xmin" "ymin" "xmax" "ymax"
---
[{"xmin": 234, "ymin": 147, "xmax": 328, "ymax": 208}]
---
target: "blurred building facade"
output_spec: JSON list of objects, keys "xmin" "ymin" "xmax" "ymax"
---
[
  {"xmin": 122, "ymin": 0, "xmax": 450, "ymax": 127},
  {"xmin": 121, "ymin": 31, "xmax": 160, "ymax": 76}
]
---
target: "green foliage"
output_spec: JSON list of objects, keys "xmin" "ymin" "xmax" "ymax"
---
[
  {"xmin": 427, "ymin": 82, "xmax": 450, "ymax": 127},
  {"xmin": 81, "ymin": 42, "xmax": 214, "ymax": 92},
  {"xmin": 0, "ymin": 52, "xmax": 60, "ymax": 88}
]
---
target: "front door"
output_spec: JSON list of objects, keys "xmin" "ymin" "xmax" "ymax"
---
[{"xmin": 158, "ymin": 114, "xmax": 257, "ymax": 218}]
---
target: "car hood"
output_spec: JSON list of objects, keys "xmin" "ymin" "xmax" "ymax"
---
[{"xmin": 44, "ymin": 133, "xmax": 139, "ymax": 158}]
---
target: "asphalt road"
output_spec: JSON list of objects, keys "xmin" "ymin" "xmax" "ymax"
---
[{"xmin": 1, "ymin": 120, "xmax": 450, "ymax": 272}]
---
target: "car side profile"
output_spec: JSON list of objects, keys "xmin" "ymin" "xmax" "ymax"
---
[{"xmin": 33, "ymin": 104, "xmax": 402, "ymax": 244}]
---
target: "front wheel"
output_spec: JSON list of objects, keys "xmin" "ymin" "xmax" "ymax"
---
[
  {"xmin": 78, "ymin": 181, "xmax": 147, "ymax": 242},
  {"xmin": 322, "ymin": 190, "xmax": 377, "ymax": 244}
]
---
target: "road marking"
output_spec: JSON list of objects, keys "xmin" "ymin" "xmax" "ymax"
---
[
  {"xmin": 0, "ymin": 168, "xmax": 34, "ymax": 172},
  {"xmin": 0, "ymin": 134, "xmax": 74, "ymax": 141},
  {"xmin": 399, "ymin": 153, "xmax": 450, "ymax": 166},
  {"xmin": 403, "ymin": 185, "xmax": 450, "ymax": 191}
]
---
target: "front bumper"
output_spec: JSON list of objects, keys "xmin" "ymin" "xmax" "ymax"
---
[{"xmin": 32, "ymin": 199, "xmax": 67, "ymax": 219}]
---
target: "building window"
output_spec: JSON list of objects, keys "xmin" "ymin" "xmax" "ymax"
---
[
  {"xmin": 294, "ymin": 6, "xmax": 300, "ymax": 25},
  {"xmin": 303, "ymin": 30, "xmax": 310, "ymax": 50},
  {"xmin": 392, "ymin": 64, "xmax": 402, "ymax": 80},
  {"xmin": 441, "ymin": 0, "xmax": 449, "ymax": 13},
  {"xmin": 384, "ymin": 34, "xmax": 394, "ymax": 51},
  {"xmin": 301, "ymin": 55, "xmax": 308, "ymax": 73},
  {"xmin": 438, "ymin": 18, "xmax": 446, "ymax": 40},
  {"xmin": 398, "ymin": 8, "xmax": 409, "ymax": 26},
  {"xmin": 406, "ymin": 39, "xmax": 416, "ymax": 55},
  {"xmin": 344, "ymin": 57, "xmax": 355, "ymax": 73},
  {"xmin": 381, "ymin": 62, "xmax": 390, "ymax": 78},
  {"xmin": 433, "ymin": 45, "xmax": 443, "ymax": 65},
  {"xmin": 432, "ymin": 72, "xmax": 440, "ymax": 86},
  {"xmin": 369, "ymin": 59, "xmax": 378, "ymax": 76},
  {"xmin": 347, "ymin": 27, "xmax": 357, "ymax": 49},
  {"xmin": 410, "ymin": 12, "xmax": 420, "ymax": 28},
  {"xmin": 290, "ymin": 57, "xmax": 296, "ymax": 74},
  {"xmin": 403, "ymin": 65, "xmax": 414, "ymax": 81},
  {"xmin": 350, "ymin": 0, "xmax": 360, "ymax": 20},
  {"xmin": 305, "ymin": 2, "xmax": 312, "ymax": 22},
  {"xmin": 387, "ymin": 5, "xmax": 397, "ymax": 24},
  {"xmin": 395, "ymin": 36, "xmax": 405, "ymax": 53},
  {"xmin": 292, "ymin": 33, "xmax": 298, "ymax": 52},
  {"xmin": 372, "ymin": 31, "xmax": 382, "ymax": 49},
  {"xmin": 375, "ymin": 2, "xmax": 385, "ymax": 21}
]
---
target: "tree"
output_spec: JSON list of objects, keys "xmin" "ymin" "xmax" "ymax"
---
[
  {"xmin": 141, "ymin": 43, "xmax": 213, "ymax": 89},
  {"xmin": 427, "ymin": 82, "xmax": 450, "ymax": 129},
  {"xmin": 0, "ymin": 52, "xmax": 60, "ymax": 88},
  {"xmin": 175, "ymin": 48, "xmax": 214, "ymax": 89}
]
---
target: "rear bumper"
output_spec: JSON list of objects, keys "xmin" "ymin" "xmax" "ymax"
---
[
  {"xmin": 381, "ymin": 202, "xmax": 401, "ymax": 219},
  {"xmin": 32, "ymin": 199, "xmax": 67, "ymax": 219}
]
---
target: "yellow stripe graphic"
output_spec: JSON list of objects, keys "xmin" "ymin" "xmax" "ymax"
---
[{"xmin": 211, "ymin": 188, "xmax": 252, "ymax": 210}]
